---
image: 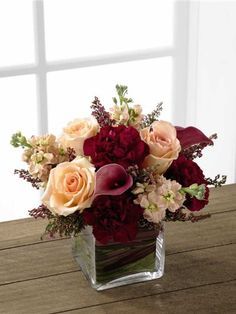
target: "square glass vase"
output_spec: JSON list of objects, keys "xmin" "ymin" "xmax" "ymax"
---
[{"xmin": 72, "ymin": 224, "xmax": 165, "ymax": 291}]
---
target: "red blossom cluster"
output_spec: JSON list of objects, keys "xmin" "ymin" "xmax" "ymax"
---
[
  {"xmin": 83, "ymin": 194, "xmax": 144, "ymax": 244},
  {"xmin": 83, "ymin": 125, "xmax": 149, "ymax": 169}
]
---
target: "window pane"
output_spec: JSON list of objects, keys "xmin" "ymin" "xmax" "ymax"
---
[
  {"xmin": 44, "ymin": 0, "xmax": 174, "ymax": 61},
  {"xmin": 47, "ymin": 57, "xmax": 172, "ymax": 134},
  {"xmin": 0, "ymin": 0, "xmax": 35, "ymax": 67},
  {"xmin": 0, "ymin": 75, "xmax": 39, "ymax": 222}
]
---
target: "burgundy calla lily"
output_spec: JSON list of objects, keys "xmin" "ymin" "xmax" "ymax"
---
[
  {"xmin": 95, "ymin": 164, "xmax": 133, "ymax": 197},
  {"xmin": 176, "ymin": 126, "xmax": 213, "ymax": 150}
]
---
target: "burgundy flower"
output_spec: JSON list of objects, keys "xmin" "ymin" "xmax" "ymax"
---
[
  {"xmin": 165, "ymin": 155, "xmax": 209, "ymax": 211},
  {"xmin": 176, "ymin": 126, "xmax": 213, "ymax": 150},
  {"xmin": 83, "ymin": 194, "xmax": 144, "ymax": 244},
  {"xmin": 95, "ymin": 163, "xmax": 133, "ymax": 197},
  {"xmin": 83, "ymin": 125, "xmax": 149, "ymax": 169}
]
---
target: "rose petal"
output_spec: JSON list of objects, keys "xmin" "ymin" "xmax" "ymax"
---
[
  {"xmin": 176, "ymin": 126, "xmax": 213, "ymax": 149},
  {"xmin": 95, "ymin": 163, "xmax": 133, "ymax": 197}
]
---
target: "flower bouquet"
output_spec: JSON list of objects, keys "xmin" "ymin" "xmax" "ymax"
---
[{"xmin": 11, "ymin": 85, "xmax": 226, "ymax": 290}]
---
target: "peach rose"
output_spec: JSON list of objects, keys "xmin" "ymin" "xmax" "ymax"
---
[
  {"xmin": 140, "ymin": 120, "xmax": 181, "ymax": 174},
  {"xmin": 59, "ymin": 117, "xmax": 99, "ymax": 155},
  {"xmin": 41, "ymin": 157, "xmax": 96, "ymax": 216}
]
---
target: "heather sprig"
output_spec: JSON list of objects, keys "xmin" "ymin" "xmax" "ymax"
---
[
  {"xmin": 91, "ymin": 96, "xmax": 114, "ymax": 127},
  {"xmin": 182, "ymin": 133, "xmax": 217, "ymax": 160},
  {"xmin": 165, "ymin": 207, "xmax": 211, "ymax": 223},
  {"xmin": 45, "ymin": 212, "xmax": 84, "ymax": 238},
  {"xmin": 67, "ymin": 147, "xmax": 76, "ymax": 161},
  {"xmin": 206, "ymin": 174, "xmax": 227, "ymax": 187},
  {"xmin": 127, "ymin": 165, "xmax": 157, "ymax": 185},
  {"xmin": 14, "ymin": 169, "xmax": 42, "ymax": 189},
  {"xmin": 29, "ymin": 204, "xmax": 53, "ymax": 219},
  {"xmin": 29, "ymin": 204, "xmax": 84, "ymax": 238},
  {"xmin": 138, "ymin": 217, "xmax": 156, "ymax": 231},
  {"xmin": 141, "ymin": 102, "xmax": 163, "ymax": 128}
]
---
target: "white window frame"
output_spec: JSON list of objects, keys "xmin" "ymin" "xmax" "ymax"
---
[{"xmin": 0, "ymin": 0, "xmax": 190, "ymax": 132}]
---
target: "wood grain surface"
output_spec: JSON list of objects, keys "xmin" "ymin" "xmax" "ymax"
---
[{"xmin": 0, "ymin": 184, "xmax": 235, "ymax": 314}]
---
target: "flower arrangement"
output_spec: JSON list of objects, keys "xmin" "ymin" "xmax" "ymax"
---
[{"xmin": 11, "ymin": 85, "xmax": 226, "ymax": 244}]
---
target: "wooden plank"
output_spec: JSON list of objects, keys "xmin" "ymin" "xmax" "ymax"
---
[
  {"xmin": 166, "ymin": 210, "xmax": 236, "ymax": 254},
  {"xmin": 0, "ymin": 218, "xmax": 49, "ymax": 250},
  {"xmin": 0, "ymin": 244, "xmax": 235, "ymax": 314},
  {"xmin": 0, "ymin": 184, "xmax": 235, "ymax": 250},
  {"xmin": 58, "ymin": 280, "xmax": 236, "ymax": 314},
  {"xmin": 1, "ymin": 210, "xmax": 235, "ymax": 286},
  {"xmin": 206, "ymin": 184, "xmax": 236, "ymax": 214},
  {"xmin": 0, "ymin": 239, "xmax": 78, "ymax": 285},
  {"xmin": 209, "ymin": 183, "xmax": 235, "ymax": 201}
]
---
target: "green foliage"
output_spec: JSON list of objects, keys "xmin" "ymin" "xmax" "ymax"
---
[
  {"xmin": 181, "ymin": 184, "xmax": 206, "ymax": 200},
  {"xmin": 114, "ymin": 84, "xmax": 133, "ymax": 106},
  {"xmin": 10, "ymin": 132, "xmax": 31, "ymax": 148}
]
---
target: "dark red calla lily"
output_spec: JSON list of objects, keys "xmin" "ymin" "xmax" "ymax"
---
[
  {"xmin": 95, "ymin": 163, "xmax": 133, "ymax": 197},
  {"xmin": 176, "ymin": 126, "xmax": 213, "ymax": 150}
]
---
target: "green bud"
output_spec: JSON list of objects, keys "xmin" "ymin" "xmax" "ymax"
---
[
  {"xmin": 115, "ymin": 84, "xmax": 133, "ymax": 107},
  {"xmin": 10, "ymin": 132, "xmax": 32, "ymax": 148},
  {"xmin": 59, "ymin": 147, "xmax": 65, "ymax": 156},
  {"xmin": 181, "ymin": 184, "xmax": 206, "ymax": 200}
]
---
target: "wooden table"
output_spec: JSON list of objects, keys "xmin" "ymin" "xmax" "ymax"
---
[{"xmin": 0, "ymin": 184, "xmax": 236, "ymax": 314}]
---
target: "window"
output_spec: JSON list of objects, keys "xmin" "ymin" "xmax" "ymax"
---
[{"xmin": 0, "ymin": 0, "xmax": 189, "ymax": 221}]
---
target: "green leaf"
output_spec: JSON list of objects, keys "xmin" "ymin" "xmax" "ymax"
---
[
  {"xmin": 114, "ymin": 84, "xmax": 133, "ymax": 107},
  {"xmin": 112, "ymin": 97, "xmax": 117, "ymax": 105}
]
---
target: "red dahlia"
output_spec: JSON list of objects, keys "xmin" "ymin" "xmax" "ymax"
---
[
  {"xmin": 83, "ymin": 125, "xmax": 149, "ymax": 169},
  {"xmin": 165, "ymin": 155, "xmax": 209, "ymax": 211},
  {"xmin": 83, "ymin": 194, "xmax": 144, "ymax": 244}
]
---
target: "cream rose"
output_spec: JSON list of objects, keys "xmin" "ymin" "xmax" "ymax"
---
[
  {"xmin": 140, "ymin": 120, "xmax": 181, "ymax": 174},
  {"xmin": 59, "ymin": 117, "xmax": 99, "ymax": 155},
  {"xmin": 41, "ymin": 157, "xmax": 96, "ymax": 216}
]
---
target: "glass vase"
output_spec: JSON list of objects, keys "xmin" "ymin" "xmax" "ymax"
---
[{"xmin": 72, "ymin": 224, "xmax": 165, "ymax": 291}]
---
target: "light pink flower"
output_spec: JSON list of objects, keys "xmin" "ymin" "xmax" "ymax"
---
[
  {"xmin": 41, "ymin": 156, "xmax": 95, "ymax": 216},
  {"xmin": 133, "ymin": 176, "xmax": 184, "ymax": 224},
  {"xmin": 140, "ymin": 120, "xmax": 181, "ymax": 174},
  {"xmin": 110, "ymin": 104, "xmax": 143, "ymax": 129},
  {"xmin": 156, "ymin": 178, "xmax": 185, "ymax": 212},
  {"xmin": 133, "ymin": 187, "xmax": 166, "ymax": 224},
  {"xmin": 129, "ymin": 104, "xmax": 143, "ymax": 129},
  {"xmin": 110, "ymin": 104, "xmax": 130, "ymax": 125},
  {"xmin": 143, "ymin": 208, "xmax": 166, "ymax": 224},
  {"xmin": 59, "ymin": 117, "xmax": 99, "ymax": 155}
]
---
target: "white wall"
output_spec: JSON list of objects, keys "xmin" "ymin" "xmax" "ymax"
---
[
  {"xmin": 1, "ymin": 1, "xmax": 235, "ymax": 223},
  {"xmin": 187, "ymin": 1, "xmax": 236, "ymax": 184}
]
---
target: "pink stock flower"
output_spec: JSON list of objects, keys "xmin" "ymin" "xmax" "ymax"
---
[
  {"xmin": 156, "ymin": 178, "xmax": 185, "ymax": 212},
  {"xmin": 133, "ymin": 177, "xmax": 185, "ymax": 224}
]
